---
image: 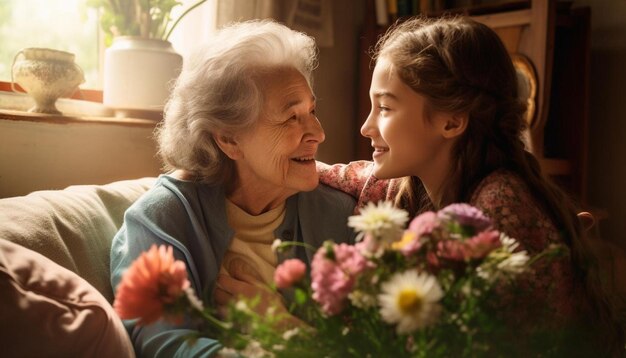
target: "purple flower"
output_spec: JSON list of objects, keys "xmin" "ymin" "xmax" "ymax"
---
[{"xmin": 438, "ymin": 203, "xmax": 492, "ymax": 232}]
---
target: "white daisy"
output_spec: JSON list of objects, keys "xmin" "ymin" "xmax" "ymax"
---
[
  {"xmin": 348, "ymin": 289, "xmax": 378, "ymax": 309},
  {"xmin": 499, "ymin": 232, "xmax": 521, "ymax": 253},
  {"xmin": 282, "ymin": 327, "xmax": 300, "ymax": 340},
  {"xmin": 240, "ymin": 341, "xmax": 273, "ymax": 358},
  {"xmin": 348, "ymin": 201, "xmax": 408, "ymax": 244},
  {"xmin": 216, "ymin": 347, "xmax": 239, "ymax": 358},
  {"xmin": 184, "ymin": 287, "xmax": 204, "ymax": 312},
  {"xmin": 235, "ymin": 300, "xmax": 252, "ymax": 314},
  {"xmin": 271, "ymin": 238, "xmax": 282, "ymax": 253},
  {"xmin": 378, "ymin": 270, "xmax": 443, "ymax": 334},
  {"xmin": 477, "ymin": 235, "xmax": 530, "ymax": 283},
  {"xmin": 497, "ymin": 250, "xmax": 529, "ymax": 275}
]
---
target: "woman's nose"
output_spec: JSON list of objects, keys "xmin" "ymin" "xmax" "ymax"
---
[{"xmin": 306, "ymin": 115, "xmax": 325, "ymax": 143}]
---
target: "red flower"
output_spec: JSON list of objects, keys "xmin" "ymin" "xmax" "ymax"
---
[{"xmin": 114, "ymin": 245, "xmax": 190, "ymax": 325}]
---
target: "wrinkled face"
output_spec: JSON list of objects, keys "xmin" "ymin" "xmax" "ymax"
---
[
  {"xmin": 234, "ymin": 67, "xmax": 324, "ymax": 198},
  {"xmin": 361, "ymin": 58, "xmax": 447, "ymax": 180}
]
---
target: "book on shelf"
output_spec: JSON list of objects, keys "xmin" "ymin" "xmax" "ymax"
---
[{"xmin": 374, "ymin": 0, "xmax": 438, "ymax": 27}]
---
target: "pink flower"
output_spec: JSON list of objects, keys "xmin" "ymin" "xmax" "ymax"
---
[
  {"xmin": 392, "ymin": 212, "xmax": 439, "ymax": 256},
  {"xmin": 114, "ymin": 245, "xmax": 190, "ymax": 325},
  {"xmin": 407, "ymin": 211, "xmax": 440, "ymax": 237},
  {"xmin": 465, "ymin": 230, "xmax": 502, "ymax": 258},
  {"xmin": 336, "ymin": 243, "xmax": 372, "ymax": 275},
  {"xmin": 311, "ymin": 242, "xmax": 371, "ymax": 315},
  {"xmin": 437, "ymin": 230, "xmax": 501, "ymax": 261},
  {"xmin": 274, "ymin": 259, "xmax": 307, "ymax": 289}
]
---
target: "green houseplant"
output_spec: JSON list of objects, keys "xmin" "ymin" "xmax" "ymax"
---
[
  {"xmin": 88, "ymin": 0, "xmax": 208, "ymax": 46},
  {"xmin": 87, "ymin": 0, "xmax": 207, "ymax": 115}
]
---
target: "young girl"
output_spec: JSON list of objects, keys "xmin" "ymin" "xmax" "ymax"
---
[{"xmin": 319, "ymin": 16, "xmax": 623, "ymax": 354}]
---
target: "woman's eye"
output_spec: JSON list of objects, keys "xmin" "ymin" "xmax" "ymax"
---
[
  {"xmin": 378, "ymin": 105, "xmax": 390, "ymax": 112},
  {"xmin": 310, "ymin": 109, "xmax": 316, "ymax": 115}
]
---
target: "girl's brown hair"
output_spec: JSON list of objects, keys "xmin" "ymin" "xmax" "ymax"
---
[{"xmin": 374, "ymin": 16, "xmax": 623, "ymax": 352}]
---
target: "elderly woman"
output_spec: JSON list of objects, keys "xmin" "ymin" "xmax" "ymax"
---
[{"xmin": 110, "ymin": 20, "xmax": 356, "ymax": 357}]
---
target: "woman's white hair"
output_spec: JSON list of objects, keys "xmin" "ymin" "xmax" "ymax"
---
[{"xmin": 156, "ymin": 19, "xmax": 318, "ymax": 183}]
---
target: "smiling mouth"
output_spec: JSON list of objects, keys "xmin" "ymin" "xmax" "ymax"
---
[{"xmin": 291, "ymin": 156, "xmax": 316, "ymax": 163}]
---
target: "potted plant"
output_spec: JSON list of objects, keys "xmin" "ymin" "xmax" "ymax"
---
[{"xmin": 88, "ymin": 0, "xmax": 207, "ymax": 117}]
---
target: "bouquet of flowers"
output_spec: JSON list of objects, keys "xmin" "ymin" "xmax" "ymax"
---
[{"xmin": 114, "ymin": 202, "xmax": 565, "ymax": 357}]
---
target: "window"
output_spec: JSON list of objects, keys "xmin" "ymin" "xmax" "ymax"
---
[
  {"xmin": 0, "ymin": 0, "xmax": 101, "ymax": 88},
  {"xmin": 0, "ymin": 0, "xmax": 219, "ymax": 91}
]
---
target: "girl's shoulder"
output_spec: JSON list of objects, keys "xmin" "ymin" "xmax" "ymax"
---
[
  {"xmin": 470, "ymin": 169, "xmax": 530, "ymax": 204},
  {"xmin": 469, "ymin": 169, "xmax": 561, "ymax": 252}
]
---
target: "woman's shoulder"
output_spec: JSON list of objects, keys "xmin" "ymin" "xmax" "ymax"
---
[
  {"xmin": 469, "ymin": 169, "xmax": 561, "ymax": 251},
  {"xmin": 128, "ymin": 174, "xmax": 222, "ymax": 219},
  {"xmin": 299, "ymin": 184, "xmax": 356, "ymax": 215},
  {"xmin": 297, "ymin": 184, "xmax": 357, "ymax": 245}
]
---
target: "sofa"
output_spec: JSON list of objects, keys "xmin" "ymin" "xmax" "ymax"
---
[
  {"xmin": 0, "ymin": 177, "xmax": 156, "ymax": 357},
  {"xmin": 1, "ymin": 176, "xmax": 624, "ymax": 356}
]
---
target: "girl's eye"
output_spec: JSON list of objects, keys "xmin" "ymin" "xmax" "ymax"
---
[{"xmin": 310, "ymin": 109, "xmax": 316, "ymax": 115}]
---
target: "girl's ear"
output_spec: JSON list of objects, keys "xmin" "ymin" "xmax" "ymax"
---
[
  {"xmin": 441, "ymin": 113, "xmax": 468, "ymax": 139},
  {"xmin": 214, "ymin": 132, "xmax": 241, "ymax": 160}
]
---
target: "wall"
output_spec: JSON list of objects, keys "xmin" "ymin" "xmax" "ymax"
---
[
  {"xmin": 0, "ymin": 118, "xmax": 161, "ymax": 198},
  {"xmin": 573, "ymin": 0, "xmax": 626, "ymax": 250},
  {"xmin": 314, "ymin": 1, "xmax": 363, "ymax": 163}
]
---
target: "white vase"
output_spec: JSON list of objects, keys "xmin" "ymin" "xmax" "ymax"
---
[
  {"xmin": 11, "ymin": 48, "xmax": 85, "ymax": 115},
  {"xmin": 103, "ymin": 37, "xmax": 182, "ymax": 115}
]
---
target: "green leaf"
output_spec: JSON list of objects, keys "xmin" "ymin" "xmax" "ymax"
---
[
  {"xmin": 86, "ymin": 0, "xmax": 204, "ymax": 42},
  {"xmin": 294, "ymin": 288, "xmax": 307, "ymax": 305}
]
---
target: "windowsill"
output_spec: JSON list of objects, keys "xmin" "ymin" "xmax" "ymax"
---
[
  {"xmin": 0, "ymin": 108, "xmax": 159, "ymax": 127},
  {"xmin": 0, "ymin": 81, "xmax": 102, "ymax": 102},
  {"xmin": 0, "ymin": 89, "xmax": 160, "ymax": 127}
]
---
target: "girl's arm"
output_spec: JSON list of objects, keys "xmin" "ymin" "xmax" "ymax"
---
[
  {"xmin": 316, "ymin": 161, "xmax": 372, "ymax": 198},
  {"xmin": 317, "ymin": 160, "xmax": 400, "ymax": 212}
]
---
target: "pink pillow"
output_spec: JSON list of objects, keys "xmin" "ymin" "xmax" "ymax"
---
[{"xmin": 0, "ymin": 239, "xmax": 135, "ymax": 357}]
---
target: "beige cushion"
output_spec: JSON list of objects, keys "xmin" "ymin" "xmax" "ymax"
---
[
  {"xmin": 0, "ymin": 177, "xmax": 155, "ymax": 301},
  {"xmin": 0, "ymin": 238, "xmax": 135, "ymax": 357}
]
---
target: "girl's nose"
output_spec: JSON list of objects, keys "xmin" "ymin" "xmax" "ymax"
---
[{"xmin": 361, "ymin": 110, "xmax": 376, "ymax": 138}]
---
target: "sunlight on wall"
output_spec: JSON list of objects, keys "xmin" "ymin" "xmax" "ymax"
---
[{"xmin": 168, "ymin": 0, "xmax": 219, "ymax": 60}]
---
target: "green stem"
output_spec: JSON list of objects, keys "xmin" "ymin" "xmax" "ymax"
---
[
  {"xmin": 276, "ymin": 241, "xmax": 317, "ymax": 253},
  {"xmin": 526, "ymin": 244, "xmax": 565, "ymax": 267},
  {"xmin": 195, "ymin": 307, "xmax": 232, "ymax": 331},
  {"xmin": 164, "ymin": 0, "xmax": 208, "ymax": 41}
]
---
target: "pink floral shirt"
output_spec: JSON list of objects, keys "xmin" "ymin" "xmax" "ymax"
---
[
  {"xmin": 316, "ymin": 161, "xmax": 401, "ymax": 213},
  {"xmin": 317, "ymin": 160, "xmax": 581, "ymax": 325}
]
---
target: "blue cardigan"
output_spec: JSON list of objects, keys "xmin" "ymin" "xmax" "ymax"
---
[{"xmin": 111, "ymin": 175, "xmax": 356, "ymax": 357}]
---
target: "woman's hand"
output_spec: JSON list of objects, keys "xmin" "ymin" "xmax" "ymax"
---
[
  {"xmin": 214, "ymin": 272, "xmax": 282, "ymax": 315},
  {"xmin": 213, "ymin": 265, "xmax": 305, "ymax": 330}
]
